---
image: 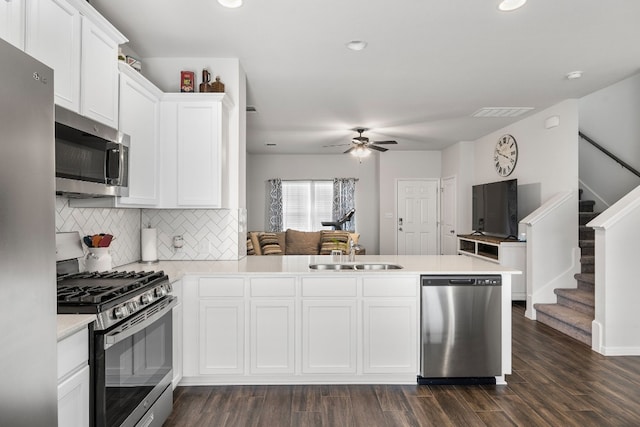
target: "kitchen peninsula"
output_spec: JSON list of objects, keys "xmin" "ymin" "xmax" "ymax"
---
[{"xmin": 121, "ymin": 255, "xmax": 519, "ymax": 385}]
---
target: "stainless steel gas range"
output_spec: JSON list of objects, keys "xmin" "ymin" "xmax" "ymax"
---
[{"xmin": 56, "ymin": 232, "xmax": 175, "ymax": 427}]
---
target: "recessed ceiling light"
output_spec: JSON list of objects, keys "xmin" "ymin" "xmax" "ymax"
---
[
  {"xmin": 346, "ymin": 40, "xmax": 368, "ymax": 51},
  {"xmin": 566, "ymin": 71, "xmax": 583, "ymax": 80},
  {"xmin": 218, "ymin": 0, "xmax": 243, "ymax": 8},
  {"xmin": 498, "ymin": 0, "xmax": 527, "ymax": 11}
]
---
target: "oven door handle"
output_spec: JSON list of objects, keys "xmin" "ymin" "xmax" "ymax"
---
[{"xmin": 104, "ymin": 297, "xmax": 177, "ymax": 349}]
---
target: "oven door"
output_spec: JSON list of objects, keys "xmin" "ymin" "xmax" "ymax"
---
[{"xmin": 94, "ymin": 297, "xmax": 176, "ymax": 427}]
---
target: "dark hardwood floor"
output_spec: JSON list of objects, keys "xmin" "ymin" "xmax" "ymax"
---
[{"xmin": 164, "ymin": 303, "xmax": 640, "ymax": 426}]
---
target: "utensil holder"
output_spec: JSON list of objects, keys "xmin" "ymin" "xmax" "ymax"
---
[{"xmin": 85, "ymin": 247, "xmax": 112, "ymax": 272}]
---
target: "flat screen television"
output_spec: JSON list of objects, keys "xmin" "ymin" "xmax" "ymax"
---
[{"xmin": 472, "ymin": 179, "xmax": 518, "ymax": 238}]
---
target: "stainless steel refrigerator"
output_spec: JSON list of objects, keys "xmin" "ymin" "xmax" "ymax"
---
[{"xmin": 0, "ymin": 38, "xmax": 57, "ymax": 425}]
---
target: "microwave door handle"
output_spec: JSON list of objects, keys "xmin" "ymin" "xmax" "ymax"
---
[{"xmin": 105, "ymin": 146, "xmax": 120, "ymax": 185}]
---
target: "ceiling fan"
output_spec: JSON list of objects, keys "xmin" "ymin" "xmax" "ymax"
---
[{"xmin": 325, "ymin": 128, "xmax": 398, "ymax": 157}]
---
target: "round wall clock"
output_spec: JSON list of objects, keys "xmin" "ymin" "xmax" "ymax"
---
[{"xmin": 494, "ymin": 134, "xmax": 518, "ymax": 177}]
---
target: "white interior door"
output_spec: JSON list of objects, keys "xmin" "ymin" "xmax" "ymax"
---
[
  {"xmin": 396, "ymin": 180, "xmax": 439, "ymax": 255},
  {"xmin": 441, "ymin": 176, "xmax": 457, "ymax": 255}
]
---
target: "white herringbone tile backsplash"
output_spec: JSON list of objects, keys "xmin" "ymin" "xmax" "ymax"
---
[
  {"xmin": 55, "ymin": 196, "xmax": 244, "ymax": 265},
  {"xmin": 55, "ymin": 196, "xmax": 141, "ymax": 267},
  {"xmin": 142, "ymin": 208, "xmax": 243, "ymax": 260}
]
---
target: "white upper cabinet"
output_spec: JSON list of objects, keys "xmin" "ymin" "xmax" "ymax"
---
[
  {"xmin": 25, "ymin": 0, "xmax": 126, "ymax": 126},
  {"xmin": 80, "ymin": 15, "xmax": 120, "ymax": 128},
  {"xmin": 0, "ymin": 0, "xmax": 26, "ymax": 49},
  {"xmin": 118, "ymin": 63, "xmax": 162, "ymax": 206},
  {"xmin": 25, "ymin": 0, "xmax": 81, "ymax": 112},
  {"xmin": 160, "ymin": 93, "xmax": 232, "ymax": 208}
]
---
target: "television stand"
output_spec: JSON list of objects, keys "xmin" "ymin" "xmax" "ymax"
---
[{"xmin": 457, "ymin": 234, "xmax": 526, "ymax": 301}]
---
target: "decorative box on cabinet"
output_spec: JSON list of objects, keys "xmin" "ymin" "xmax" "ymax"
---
[
  {"xmin": 57, "ymin": 327, "xmax": 90, "ymax": 427},
  {"xmin": 0, "ymin": 0, "xmax": 25, "ymax": 49},
  {"xmin": 457, "ymin": 234, "xmax": 526, "ymax": 300},
  {"xmin": 25, "ymin": 0, "xmax": 126, "ymax": 126},
  {"xmin": 159, "ymin": 93, "xmax": 233, "ymax": 208}
]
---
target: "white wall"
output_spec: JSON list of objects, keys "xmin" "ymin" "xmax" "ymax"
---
[
  {"xmin": 473, "ymin": 99, "xmax": 579, "ymax": 203},
  {"xmin": 579, "ymin": 73, "xmax": 640, "ymax": 211},
  {"xmin": 442, "ymin": 141, "xmax": 475, "ymax": 236},
  {"xmin": 246, "ymin": 153, "xmax": 379, "ymax": 253},
  {"xmin": 378, "ymin": 151, "xmax": 442, "ymax": 255}
]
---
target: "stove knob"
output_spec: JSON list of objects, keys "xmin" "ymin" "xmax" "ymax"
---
[
  {"xmin": 113, "ymin": 305, "xmax": 128, "ymax": 319},
  {"xmin": 155, "ymin": 287, "xmax": 167, "ymax": 298},
  {"xmin": 140, "ymin": 292, "xmax": 153, "ymax": 305},
  {"xmin": 127, "ymin": 301, "xmax": 139, "ymax": 312}
]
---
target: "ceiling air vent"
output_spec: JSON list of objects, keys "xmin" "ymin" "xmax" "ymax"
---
[{"xmin": 472, "ymin": 107, "xmax": 534, "ymax": 118}]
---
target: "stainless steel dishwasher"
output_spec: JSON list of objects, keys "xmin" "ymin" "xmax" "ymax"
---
[{"xmin": 418, "ymin": 275, "xmax": 502, "ymax": 385}]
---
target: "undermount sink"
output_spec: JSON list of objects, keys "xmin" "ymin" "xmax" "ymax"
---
[
  {"xmin": 308, "ymin": 263, "xmax": 355, "ymax": 270},
  {"xmin": 353, "ymin": 263, "xmax": 403, "ymax": 270},
  {"xmin": 308, "ymin": 263, "xmax": 403, "ymax": 271}
]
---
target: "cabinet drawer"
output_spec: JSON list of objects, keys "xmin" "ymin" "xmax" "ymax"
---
[
  {"xmin": 363, "ymin": 277, "xmax": 418, "ymax": 297},
  {"xmin": 250, "ymin": 277, "xmax": 296, "ymax": 297},
  {"xmin": 57, "ymin": 328, "xmax": 88, "ymax": 381},
  {"xmin": 302, "ymin": 277, "xmax": 357, "ymax": 297},
  {"xmin": 199, "ymin": 277, "xmax": 244, "ymax": 297}
]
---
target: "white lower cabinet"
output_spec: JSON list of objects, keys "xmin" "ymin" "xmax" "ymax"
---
[
  {"xmin": 171, "ymin": 280, "xmax": 183, "ymax": 388},
  {"xmin": 57, "ymin": 327, "xmax": 90, "ymax": 427},
  {"xmin": 180, "ymin": 274, "xmax": 420, "ymax": 384},
  {"xmin": 250, "ymin": 299, "xmax": 295, "ymax": 374},
  {"xmin": 199, "ymin": 299, "xmax": 245, "ymax": 375},
  {"xmin": 302, "ymin": 299, "xmax": 357, "ymax": 374}
]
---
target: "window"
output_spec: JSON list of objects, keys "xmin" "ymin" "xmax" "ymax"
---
[{"xmin": 282, "ymin": 180, "xmax": 333, "ymax": 231}]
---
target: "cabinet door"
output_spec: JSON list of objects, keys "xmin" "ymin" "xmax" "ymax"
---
[
  {"xmin": 199, "ymin": 300, "xmax": 244, "ymax": 375},
  {"xmin": 172, "ymin": 301, "xmax": 183, "ymax": 387},
  {"xmin": 250, "ymin": 299, "xmax": 295, "ymax": 374},
  {"xmin": 0, "ymin": 0, "xmax": 25, "ymax": 49},
  {"xmin": 302, "ymin": 300, "xmax": 357, "ymax": 374},
  {"xmin": 362, "ymin": 299, "xmax": 418, "ymax": 374},
  {"xmin": 25, "ymin": 0, "xmax": 81, "ymax": 111},
  {"xmin": 176, "ymin": 102, "xmax": 221, "ymax": 207},
  {"xmin": 118, "ymin": 72, "xmax": 160, "ymax": 206},
  {"xmin": 58, "ymin": 365, "xmax": 90, "ymax": 427},
  {"xmin": 80, "ymin": 16, "xmax": 119, "ymax": 127}
]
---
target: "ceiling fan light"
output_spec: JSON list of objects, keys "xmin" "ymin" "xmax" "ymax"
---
[
  {"xmin": 218, "ymin": 0, "xmax": 243, "ymax": 8},
  {"xmin": 498, "ymin": 0, "xmax": 527, "ymax": 11},
  {"xmin": 351, "ymin": 146, "xmax": 371, "ymax": 158}
]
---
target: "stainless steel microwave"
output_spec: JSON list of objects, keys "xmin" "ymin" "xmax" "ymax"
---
[{"xmin": 55, "ymin": 106, "xmax": 129, "ymax": 197}]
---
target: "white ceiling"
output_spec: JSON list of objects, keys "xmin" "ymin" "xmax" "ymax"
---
[{"xmin": 91, "ymin": 0, "xmax": 640, "ymax": 155}]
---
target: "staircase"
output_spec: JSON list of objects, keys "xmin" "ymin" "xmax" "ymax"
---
[{"xmin": 533, "ymin": 196, "xmax": 598, "ymax": 346}]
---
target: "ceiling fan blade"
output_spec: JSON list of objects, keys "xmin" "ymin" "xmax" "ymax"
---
[
  {"xmin": 368, "ymin": 144, "xmax": 388, "ymax": 152},
  {"xmin": 323, "ymin": 143, "xmax": 350, "ymax": 147},
  {"xmin": 352, "ymin": 136, "xmax": 368, "ymax": 143},
  {"xmin": 344, "ymin": 147, "xmax": 356, "ymax": 154},
  {"xmin": 372, "ymin": 140, "xmax": 398, "ymax": 145}
]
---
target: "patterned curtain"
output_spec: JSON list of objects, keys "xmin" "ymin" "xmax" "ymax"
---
[
  {"xmin": 332, "ymin": 178, "xmax": 356, "ymax": 231},
  {"xmin": 267, "ymin": 178, "xmax": 283, "ymax": 232}
]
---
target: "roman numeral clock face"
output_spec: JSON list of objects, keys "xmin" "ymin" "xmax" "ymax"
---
[{"xmin": 494, "ymin": 134, "xmax": 518, "ymax": 177}]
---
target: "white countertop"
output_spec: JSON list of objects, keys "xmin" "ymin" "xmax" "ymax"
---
[
  {"xmin": 117, "ymin": 255, "xmax": 521, "ymax": 283},
  {"xmin": 57, "ymin": 314, "xmax": 96, "ymax": 341}
]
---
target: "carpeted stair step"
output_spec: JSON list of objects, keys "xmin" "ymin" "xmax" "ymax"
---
[
  {"xmin": 579, "ymin": 239, "xmax": 595, "ymax": 256},
  {"xmin": 575, "ymin": 273, "xmax": 595, "ymax": 291},
  {"xmin": 554, "ymin": 288, "xmax": 594, "ymax": 316},
  {"xmin": 579, "ymin": 200, "xmax": 595, "ymax": 213},
  {"xmin": 579, "ymin": 225, "xmax": 595, "ymax": 240},
  {"xmin": 579, "ymin": 212, "xmax": 599, "ymax": 226},
  {"xmin": 534, "ymin": 303, "xmax": 592, "ymax": 346},
  {"xmin": 580, "ymin": 255, "xmax": 595, "ymax": 273}
]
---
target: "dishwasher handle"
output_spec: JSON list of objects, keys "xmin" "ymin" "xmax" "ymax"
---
[{"xmin": 448, "ymin": 279, "xmax": 475, "ymax": 285}]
